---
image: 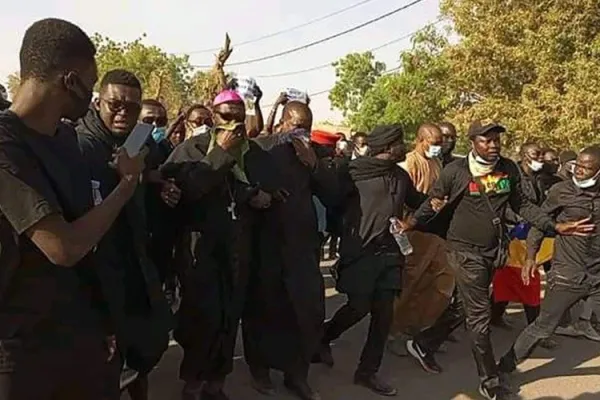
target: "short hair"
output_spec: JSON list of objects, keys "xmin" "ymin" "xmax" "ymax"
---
[
  {"xmin": 19, "ymin": 18, "xmax": 96, "ymax": 81},
  {"xmin": 580, "ymin": 145, "xmax": 600, "ymax": 162},
  {"xmin": 141, "ymin": 99, "xmax": 165, "ymax": 110},
  {"xmin": 185, "ymin": 104, "xmax": 210, "ymax": 119},
  {"xmin": 541, "ymin": 147, "xmax": 557, "ymax": 156},
  {"xmin": 99, "ymin": 69, "xmax": 142, "ymax": 92},
  {"xmin": 520, "ymin": 141, "xmax": 539, "ymax": 157},
  {"xmin": 352, "ymin": 132, "xmax": 367, "ymax": 141},
  {"xmin": 438, "ymin": 121, "xmax": 457, "ymax": 135}
]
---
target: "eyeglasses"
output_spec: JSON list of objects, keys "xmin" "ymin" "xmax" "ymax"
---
[
  {"xmin": 187, "ymin": 117, "xmax": 213, "ymax": 127},
  {"xmin": 100, "ymin": 98, "xmax": 141, "ymax": 115},
  {"xmin": 141, "ymin": 116, "xmax": 168, "ymax": 127}
]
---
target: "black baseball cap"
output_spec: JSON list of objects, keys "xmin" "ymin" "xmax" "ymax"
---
[{"xmin": 467, "ymin": 120, "xmax": 506, "ymax": 139}]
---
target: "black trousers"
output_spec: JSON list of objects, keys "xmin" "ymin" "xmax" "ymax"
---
[
  {"xmin": 414, "ymin": 289, "xmax": 465, "ymax": 354},
  {"xmin": 500, "ymin": 280, "xmax": 600, "ymax": 371},
  {"xmin": 448, "ymin": 250, "xmax": 500, "ymax": 388},
  {"xmin": 491, "ymin": 300, "xmax": 540, "ymax": 325},
  {"xmin": 324, "ymin": 290, "xmax": 396, "ymax": 376}
]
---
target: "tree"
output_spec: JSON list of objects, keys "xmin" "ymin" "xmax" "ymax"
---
[
  {"xmin": 92, "ymin": 33, "xmax": 193, "ymax": 117},
  {"xmin": 441, "ymin": 0, "xmax": 600, "ymax": 150},
  {"xmin": 328, "ymin": 52, "xmax": 385, "ymax": 119},
  {"xmin": 6, "ymin": 73, "xmax": 20, "ymax": 98},
  {"xmin": 331, "ymin": 24, "xmax": 454, "ymax": 140},
  {"xmin": 188, "ymin": 34, "xmax": 234, "ymax": 106}
]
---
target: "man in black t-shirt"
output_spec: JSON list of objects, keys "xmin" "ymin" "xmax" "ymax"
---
[
  {"xmin": 407, "ymin": 121, "xmax": 592, "ymax": 400},
  {"xmin": 0, "ymin": 18, "xmax": 146, "ymax": 400}
]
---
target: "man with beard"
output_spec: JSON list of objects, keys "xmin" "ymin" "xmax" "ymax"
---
[
  {"xmin": 439, "ymin": 122, "xmax": 459, "ymax": 167},
  {"xmin": 161, "ymin": 90, "xmax": 278, "ymax": 400},
  {"xmin": 315, "ymin": 124, "xmax": 425, "ymax": 397},
  {"xmin": 243, "ymin": 101, "xmax": 337, "ymax": 400},
  {"xmin": 76, "ymin": 69, "xmax": 172, "ymax": 400},
  {"xmin": 406, "ymin": 121, "xmax": 593, "ymax": 400},
  {"xmin": 499, "ymin": 145, "xmax": 600, "ymax": 380},
  {"xmin": 0, "ymin": 18, "xmax": 146, "ymax": 399}
]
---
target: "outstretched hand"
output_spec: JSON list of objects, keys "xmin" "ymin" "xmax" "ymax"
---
[
  {"xmin": 555, "ymin": 217, "xmax": 595, "ymax": 236},
  {"xmin": 521, "ymin": 259, "xmax": 539, "ymax": 286},
  {"xmin": 292, "ymin": 137, "xmax": 317, "ymax": 169}
]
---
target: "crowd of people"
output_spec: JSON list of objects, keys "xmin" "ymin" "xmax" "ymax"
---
[{"xmin": 1, "ymin": 17, "xmax": 600, "ymax": 400}]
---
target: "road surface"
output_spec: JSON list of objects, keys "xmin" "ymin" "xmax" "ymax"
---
[{"xmin": 125, "ymin": 266, "xmax": 600, "ymax": 400}]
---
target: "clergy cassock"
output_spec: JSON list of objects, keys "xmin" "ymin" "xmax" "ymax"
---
[
  {"xmin": 160, "ymin": 133, "xmax": 278, "ymax": 382},
  {"xmin": 242, "ymin": 131, "xmax": 338, "ymax": 374}
]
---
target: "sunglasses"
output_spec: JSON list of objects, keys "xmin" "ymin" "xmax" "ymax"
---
[
  {"xmin": 187, "ymin": 117, "xmax": 213, "ymax": 127},
  {"xmin": 101, "ymin": 98, "xmax": 141, "ymax": 115},
  {"xmin": 141, "ymin": 116, "xmax": 168, "ymax": 127}
]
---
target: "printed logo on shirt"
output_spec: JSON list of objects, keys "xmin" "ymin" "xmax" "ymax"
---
[
  {"xmin": 91, "ymin": 180, "xmax": 103, "ymax": 206},
  {"xmin": 468, "ymin": 173, "xmax": 510, "ymax": 196}
]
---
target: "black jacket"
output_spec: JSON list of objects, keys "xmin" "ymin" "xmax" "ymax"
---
[
  {"xmin": 414, "ymin": 156, "xmax": 555, "ymax": 254},
  {"xmin": 528, "ymin": 180, "xmax": 600, "ymax": 287}
]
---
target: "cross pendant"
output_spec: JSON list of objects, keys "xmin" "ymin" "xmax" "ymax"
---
[{"xmin": 227, "ymin": 201, "xmax": 237, "ymax": 220}]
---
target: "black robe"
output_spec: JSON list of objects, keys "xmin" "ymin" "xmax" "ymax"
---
[
  {"xmin": 242, "ymin": 134, "xmax": 338, "ymax": 373},
  {"xmin": 160, "ymin": 134, "xmax": 279, "ymax": 381}
]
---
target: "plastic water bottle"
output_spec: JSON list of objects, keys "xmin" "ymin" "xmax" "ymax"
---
[{"xmin": 389, "ymin": 217, "xmax": 413, "ymax": 256}]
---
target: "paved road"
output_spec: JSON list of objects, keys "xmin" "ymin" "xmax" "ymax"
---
[{"xmin": 125, "ymin": 268, "xmax": 600, "ymax": 400}]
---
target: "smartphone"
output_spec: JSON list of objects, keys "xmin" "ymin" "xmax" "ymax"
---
[{"xmin": 123, "ymin": 123, "xmax": 154, "ymax": 157}]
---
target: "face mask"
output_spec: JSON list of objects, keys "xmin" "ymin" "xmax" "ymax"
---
[
  {"xmin": 542, "ymin": 163, "xmax": 558, "ymax": 175},
  {"xmin": 192, "ymin": 125, "xmax": 211, "ymax": 137},
  {"xmin": 573, "ymin": 170, "xmax": 600, "ymax": 189},
  {"xmin": 67, "ymin": 74, "xmax": 93, "ymax": 120},
  {"xmin": 426, "ymin": 145, "xmax": 442, "ymax": 159},
  {"xmin": 152, "ymin": 126, "xmax": 167, "ymax": 143},
  {"xmin": 529, "ymin": 160, "xmax": 544, "ymax": 172},
  {"xmin": 474, "ymin": 152, "xmax": 498, "ymax": 165}
]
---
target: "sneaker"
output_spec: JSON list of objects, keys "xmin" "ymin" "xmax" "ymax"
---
[
  {"xmin": 578, "ymin": 320, "xmax": 600, "ymax": 342},
  {"xmin": 406, "ymin": 340, "xmax": 443, "ymax": 374},
  {"xmin": 478, "ymin": 383, "xmax": 516, "ymax": 400},
  {"xmin": 353, "ymin": 373, "xmax": 397, "ymax": 397},
  {"xmin": 555, "ymin": 324, "xmax": 584, "ymax": 338}
]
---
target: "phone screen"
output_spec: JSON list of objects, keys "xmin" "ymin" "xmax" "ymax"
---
[{"xmin": 123, "ymin": 123, "xmax": 154, "ymax": 157}]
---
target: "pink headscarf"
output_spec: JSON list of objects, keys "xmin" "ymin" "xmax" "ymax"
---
[{"xmin": 213, "ymin": 90, "xmax": 243, "ymax": 107}]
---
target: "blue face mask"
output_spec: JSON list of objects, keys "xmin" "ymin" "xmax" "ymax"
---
[
  {"xmin": 152, "ymin": 126, "xmax": 167, "ymax": 143},
  {"xmin": 426, "ymin": 145, "xmax": 442, "ymax": 159},
  {"xmin": 573, "ymin": 170, "xmax": 600, "ymax": 189}
]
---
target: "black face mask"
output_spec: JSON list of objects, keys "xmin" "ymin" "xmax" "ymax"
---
[
  {"xmin": 542, "ymin": 163, "xmax": 559, "ymax": 175},
  {"xmin": 65, "ymin": 74, "xmax": 93, "ymax": 121},
  {"xmin": 442, "ymin": 140, "xmax": 456, "ymax": 156}
]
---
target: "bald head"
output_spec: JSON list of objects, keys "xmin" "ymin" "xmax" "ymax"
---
[{"xmin": 281, "ymin": 101, "xmax": 313, "ymax": 132}]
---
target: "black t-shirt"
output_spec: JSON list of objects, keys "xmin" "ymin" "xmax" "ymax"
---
[{"xmin": 0, "ymin": 110, "xmax": 103, "ymax": 340}]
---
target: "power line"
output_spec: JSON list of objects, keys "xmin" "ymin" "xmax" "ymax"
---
[
  {"xmin": 255, "ymin": 19, "xmax": 441, "ymax": 79},
  {"xmin": 261, "ymin": 66, "xmax": 402, "ymax": 108},
  {"xmin": 192, "ymin": 0, "xmax": 426, "ymax": 68},
  {"xmin": 185, "ymin": 0, "xmax": 381, "ymax": 55}
]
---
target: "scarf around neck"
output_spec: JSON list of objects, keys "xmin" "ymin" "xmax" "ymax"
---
[
  {"xmin": 348, "ymin": 155, "xmax": 397, "ymax": 181},
  {"xmin": 468, "ymin": 151, "xmax": 497, "ymax": 178}
]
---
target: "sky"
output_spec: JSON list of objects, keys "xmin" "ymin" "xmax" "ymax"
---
[{"xmin": 0, "ymin": 0, "xmax": 440, "ymax": 123}]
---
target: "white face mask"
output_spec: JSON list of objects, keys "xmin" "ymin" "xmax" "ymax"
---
[
  {"xmin": 573, "ymin": 170, "xmax": 600, "ymax": 189},
  {"xmin": 426, "ymin": 145, "xmax": 442, "ymax": 159},
  {"xmin": 192, "ymin": 125, "xmax": 211, "ymax": 137},
  {"xmin": 529, "ymin": 160, "xmax": 544, "ymax": 172}
]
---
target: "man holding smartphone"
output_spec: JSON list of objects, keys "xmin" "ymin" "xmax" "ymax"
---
[{"xmin": 0, "ymin": 18, "xmax": 147, "ymax": 399}]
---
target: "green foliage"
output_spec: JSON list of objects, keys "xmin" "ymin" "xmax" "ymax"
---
[
  {"xmin": 331, "ymin": 1, "xmax": 600, "ymax": 151},
  {"xmin": 92, "ymin": 34, "xmax": 193, "ymax": 117}
]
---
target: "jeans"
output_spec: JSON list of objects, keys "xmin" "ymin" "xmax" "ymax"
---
[
  {"xmin": 415, "ymin": 289, "xmax": 465, "ymax": 354},
  {"xmin": 448, "ymin": 250, "xmax": 500, "ymax": 388},
  {"xmin": 324, "ymin": 290, "xmax": 396, "ymax": 376},
  {"xmin": 500, "ymin": 281, "xmax": 600, "ymax": 371}
]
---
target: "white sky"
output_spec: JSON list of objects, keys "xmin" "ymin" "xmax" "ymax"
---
[{"xmin": 0, "ymin": 0, "xmax": 440, "ymax": 123}]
